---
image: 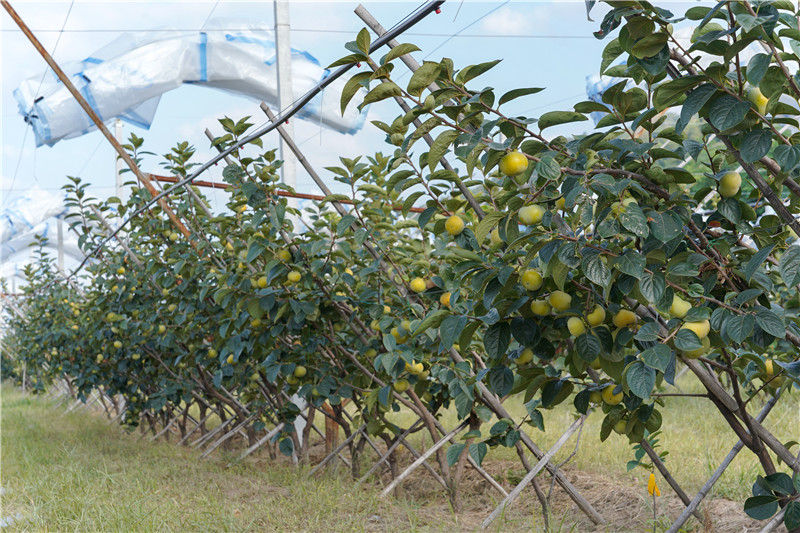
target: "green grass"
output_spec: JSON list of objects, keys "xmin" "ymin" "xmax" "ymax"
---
[
  {"xmin": 0, "ymin": 387, "xmax": 445, "ymax": 532},
  {"xmin": 1, "ymin": 377, "xmax": 797, "ymax": 532}
]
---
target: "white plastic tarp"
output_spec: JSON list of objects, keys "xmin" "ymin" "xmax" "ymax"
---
[{"xmin": 14, "ymin": 20, "xmax": 368, "ymax": 147}]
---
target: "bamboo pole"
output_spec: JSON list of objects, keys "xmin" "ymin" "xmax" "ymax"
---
[
  {"xmin": 379, "ymin": 420, "xmax": 468, "ymax": 498},
  {"xmin": 481, "ymin": 416, "xmax": 585, "ymax": 530}
]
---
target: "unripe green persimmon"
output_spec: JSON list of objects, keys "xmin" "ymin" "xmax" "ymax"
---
[
  {"xmin": 586, "ymin": 305, "xmax": 606, "ymax": 326},
  {"xmin": 567, "ymin": 317, "xmax": 586, "ymax": 336},
  {"xmin": 670, "ymin": 295, "xmax": 692, "ymax": 319},
  {"xmin": 499, "ymin": 151, "xmax": 528, "ymax": 176},
  {"xmin": 519, "ymin": 205, "xmax": 545, "ymax": 225},
  {"xmin": 548, "ymin": 291, "xmax": 572, "ymax": 311},
  {"xmin": 515, "ymin": 348, "xmax": 534, "ymax": 364},
  {"xmin": 393, "ymin": 379, "xmax": 410, "ymax": 393},
  {"xmin": 719, "ymin": 172, "xmax": 742, "ymax": 198},
  {"xmin": 445, "ymin": 215, "xmax": 465, "ymax": 236},
  {"xmin": 612, "ymin": 309, "xmax": 638, "ymax": 328},
  {"xmin": 748, "ymin": 87, "xmax": 768, "ymax": 115},
  {"xmin": 681, "ymin": 319, "xmax": 710, "ymax": 340},
  {"xmin": 530, "ymin": 299, "xmax": 551, "ymax": 316},
  {"xmin": 410, "ymin": 277, "xmax": 427, "ymax": 293},
  {"xmin": 520, "ymin": 269, "xmax": 543, "ymax": 291},
  {"xmin": 602, "ymin": 384, "xmax": 624, "ymax": 405}
]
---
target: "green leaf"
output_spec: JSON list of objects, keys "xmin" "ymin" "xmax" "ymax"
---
[
  {"xmin": 717, "ymin": 198, "xmax": 741, "ymax": 223},
  {"xmin": 469, "ymin": 442, "xmax": 488, "ymax": 466},
  {"xmin": 384, "ymin": 43, "xmax": 421, "ymax": 64},
  {"xmin": 726, "ymin": 314, "xmax": 755, "ymax": 344},
  {"xmin": 739, "ymin": 129, "xmax": 773, "ymax": 163},
  {"xmin": 336, "ymin": 214, "xmax": 357, "ymax": 236},
  {"xmin": 779, "ymin": 245, "xmax": 800, "ymax": 286},
  {"xmin": 484, "ymin": 322, "xmax": 511, "ymax": 360},
  {"xmin": 743, "ymin": 495, "xmax": 779, "ymax": 520},
  {"xmin": 653, "ymin": 75, "xmax": 704, "ymax": 111},
  {"xmin": 774, "ymin": 145, "xmax": 800, "ymax": 172},
  {"xmin": 428, "ymin": 130, "xmax": 460, "ymax": 173},
  {"xmin": 648, "ymin": 211, "xmax": 682, "ymax": 242},
  {"xmin": 356, "ymin": 28, "xmax": 371, "ymax": 54},
  {"xmin": 626, "ymin": 361, "xmax": 656, "ymax": 399},
  {"xmin": 574, "ymin": 100, "xmax": 610, "ymax": 114},
  {"xmin": 498, "ymin": 87, "xmax": 545, "ymax": 107},
  {"xmin": 640, "ymin": 344, "xmax": 672, "ymax": 372},
  {"xmin": 676, "ymin": 84, "xmax": 716, "ymax": 134},
  {"xmin": 619, "ymin": 203, "xmax": 650, "ymax": 238},
  {"xmin": 674, "ymin": 329, "xmax": 703, "ymax": 351},
  {"xmin": 407, "ymin": 61, "xmax": 441, "ymax": 97},
  {"xmin": 744, "ymin": 243, "xmax": 775, "ymax": 282},
  {"xmin": 631, "ymin": 33, "xmax": 669, "ymax": 59},
  {"xmin": 582, "ymin": 253, "xmax": 612, "ymax": 288},
  {"xmin": 746, "ymin": 53, "xmax": 771, "ymax": 86},
  {"xmin": 246, "ymin": 240, "xmax": 266, "ymax": 263},
  {"xmin": 456, "ymin": 59, "xmax": 501, "ymax": 85},
  {"xmin": 635, "ymin": 322, "xmax": 661, "ymax": 342},
  {"xmin": 474, "ymin": 211, "xmax": 506, "ymax": 245},
  {"xmin": 708, "ymin": 95, "xmax": 751, "ymax": 131},
  {"xmin": 755, "ymin": 309, "xmax": 785, "ymax": 339},
  {"xmin": 340, "ymin": 72, "xmax": 370, "ymax": 115},
  {"xmin": 361, "ymin": 81, "xmax": 403, "ymax": 107},
  {"xmin": 538, "ymin": 111, "xmax": 588, "ymax": 131},
  {"xmin": 639, "ymin": 272, "xmax": 666, "ymax": 303},
  {"xmin": 785, "ymin": 501, "xmax": 800, "ymax": 531},
  {"xmin": 446, "ymin": 443, "xmax": 466, "ymax": 466},
  {"xmin": 575, "ymin": 333, "xmax": 602, "ymax": 362},
  {"xmin": 327, "ymin": 53, "xmax": 367, "ymax": 69},
  {"xmin": 489, "ymin": 366, "xmax": 515, "ymax": 396},
  {"xmin": 613, "ymin": 251, "xmax": 646, "ymax": 279},
  {"xmin": 411, "ymin": 309, "xmax": 450, "ymax": 338},
  {"xmin": 536, "ymin": 156, "xmax": 561, "ymax": 180},
  {"xmin": 440, "ymin": 315, "xmax": 468, "ymax": 350}
]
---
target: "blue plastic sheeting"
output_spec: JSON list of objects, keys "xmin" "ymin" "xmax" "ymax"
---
[{"xmin": 14, "ymin": 20, "xmax": 368, "ymax": 147}]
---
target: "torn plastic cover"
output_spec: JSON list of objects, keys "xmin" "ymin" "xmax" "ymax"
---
[{"xmin": 14, "ymin": 20, "xmax": 369, "ymax": 147}]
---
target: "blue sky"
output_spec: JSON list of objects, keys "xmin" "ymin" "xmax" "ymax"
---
[{"xmin": 1, "ymin": 1, "xmax": 619, "ymax": 205}]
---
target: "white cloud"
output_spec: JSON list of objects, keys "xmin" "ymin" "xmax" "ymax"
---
[{"xmin": 479, "ymin": 5, "xmax": 548, "ymax": 36}]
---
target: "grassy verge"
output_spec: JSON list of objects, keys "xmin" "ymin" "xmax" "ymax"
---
[
  {"xmin": 1, "ymin": 386, "xmax": 431, "ymax": 532},
  {"xmin": 1, "ymin": 379, "xmax": 797, "ymax": 532}
]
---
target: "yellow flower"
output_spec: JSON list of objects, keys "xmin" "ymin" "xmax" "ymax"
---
[{"xmin": 648, "ymin": 473, "xmax": 661, "ymax": 497}]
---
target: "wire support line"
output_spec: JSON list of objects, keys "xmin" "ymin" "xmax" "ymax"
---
[
  {"xmin": 0, "ymin": 28, "xmax": 597, "ymax": 39},
  {"xmin": 199, "ymin": 0, "xmax": 220, "ymax": 31},
  {"xmin": 57, "ymin": 0, "xmax": 445, "ymax": 284}
]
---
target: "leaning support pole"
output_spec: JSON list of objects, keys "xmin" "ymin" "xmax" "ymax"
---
[
  {"xmin": 306, "ymin": 424, "xmax": 366, "ymax": 477},
  {"xmin": 229, "ymin": 423, "xmax": 285, "ymax": 466},
  {"xmin": 356, "ymin": 420, "xmax": 423, "ymax": 485},
  {"xmin": 480, "ymin": 416, "xmax": 585, "ymax": 530},
  {"xmin": 379, "ymin": 420, "xmax": 468, "ymax": 498},
  {"xmin": 200, "ymin": 413, "xmax": 259, "ymax": 458},
  {"xmin": 666, "ymin": 395, "xmax": 780, "ymax": 533},
  {"xmin": 640, "ymin": 439, "xmax": 704, "ymax": 523}
]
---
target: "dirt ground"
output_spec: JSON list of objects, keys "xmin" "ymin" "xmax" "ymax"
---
[{"xmin": 239, "ymin": 440, "xmax": 787, "ymax": 533}]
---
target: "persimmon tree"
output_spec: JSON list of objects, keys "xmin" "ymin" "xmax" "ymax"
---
[{"xmin": 4, "ymin": 0, "xmax": 800, "ymax": 528}]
